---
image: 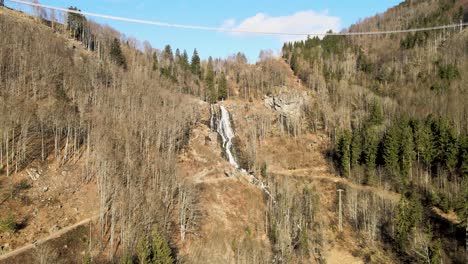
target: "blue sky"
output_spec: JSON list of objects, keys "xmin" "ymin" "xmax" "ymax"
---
[{"xmin": 7, "ymin": 0, "xmax": 402, "ymax": 62}]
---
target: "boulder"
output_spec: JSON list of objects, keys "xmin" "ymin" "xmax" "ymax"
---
[
  {"xmin": 50, "ymin": 224, "xmax": 61, "ymax": 233},
  {"xmin": 0, "ymin": 243, "xmax": 10, "ymax": 254},
  {"xmin": 27, "ymin": 168, "xmax": 41, "ymax": 181}
]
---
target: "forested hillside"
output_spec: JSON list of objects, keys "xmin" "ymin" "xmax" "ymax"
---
[
  {"xmin": 0, "ymin": 4, "xmax": 299, "ymax": 262},
  {"xmin": 1, "ymin": 0, "xmax": 467, "ymax": 263},
  {"xmin": 0, "ymin": 5, "xmax": 200, "ymax": 262},
  {"xmin": 283, "ymin": 0, "xmax": 467, "ymax": 262}
]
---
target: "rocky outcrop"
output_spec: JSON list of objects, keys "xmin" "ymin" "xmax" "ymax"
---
[
  {"xmin": 263, "ymin": 90, "xmax": 308, "ymax": 118},
  {"xmin": 26, "ymin": 168, "xmax": 41, "ymax": 181},
  {"xmin": 263, "ymin": 90, "xmax": 309, "ymax": 136}
]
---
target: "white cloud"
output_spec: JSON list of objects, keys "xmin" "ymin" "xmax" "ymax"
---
[
  {"xmin": 222, "ymin": 10, "xmax": 341, "ymax": 42},
  {"xmin": 222, "ymin": 18, "xmax": 236, "ymax": 29}
]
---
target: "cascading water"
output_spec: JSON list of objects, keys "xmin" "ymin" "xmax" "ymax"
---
[
  {"xmin": 216, "ymin": 105, "xmax": 239, "ymax": 169},
  {"xmin": 211, "ymin": 104, "xmax": 273, "ymax": 199}
]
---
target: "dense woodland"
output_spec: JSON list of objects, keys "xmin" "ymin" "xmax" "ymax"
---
[{"xmin": 1, "ymin": 0, "xmax": 467, "ymax": 263}]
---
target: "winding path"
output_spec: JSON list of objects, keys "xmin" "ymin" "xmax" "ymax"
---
[
  {"xmin": 0, "ymin": 215, "xmax": 98, "ymax": 262},
  {"xmin": 273, "ymin": 168, "xmax": 401, "ymax": 202}
]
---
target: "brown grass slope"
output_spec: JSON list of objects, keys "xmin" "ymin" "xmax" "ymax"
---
[{"xmin": 0, "ymin": 5, "xmax": 200, "ymax": 262}]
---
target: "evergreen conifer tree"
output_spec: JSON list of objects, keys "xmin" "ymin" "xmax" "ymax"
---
[
  {"xmin": 175, "ymin": 48, "xmax": 181, "ymax": 62},
  {"xmin": 110, "ymin": 38, "xmax": 127, "ymax": 69},
  {"xmin": 395, "ymin": 191, "xmax": 422, "ymax": 250},
  {"xmin": 430, "ymin": 117, "xmax": 459, "ymax": 172},
  {"xmin": 67, "ymin": 7, "xmax": 86, "ymax": 41},
  {"xmin": 395, "ymin": 197, "xmax": 411, "ymax": 250},
  {"xmin": 163, "ymin": 45, "xmax": 174, "ymax": 62},
  {"xmin": 369, "ymin": 101, "xmax": 383, "ymax": 126},
  {"xmin": 363, "ymin": 127, "xmax": 379, "ymax": 184},
  {"xmin": 217, "ymin": 72, "xmax": 228, "ymax": 101},
  {"xmin": 400, "ymin": 124, "xmax": 415, "ymax": 182},
  {"xmin": 137, "ymin": 235, "xmax": 152, "ymax": 264},
  {"xmin": 412, "ymin": 119, "xmax": 435, "ymax": 169},
  {"xmin": 356, "ymin": 49, "xmax": 373, "ymax": 73},
  {"xmin": 351, "ymin": 130, "xmax": 363, "ymax": 168},
  {"xmin": 205, "ymin": 57, "xmax": 216, "ymax": 103},
  {"xmin": 383, "ymin": 125, "xmax": 401, "ymax": 176},
  {"xmin": 159, "ymin": 45, "xmax": 175, "ymax": 78},
  {"xmin": 191, "ymin": 49, "xmax": 201, "ymax": 78},
  {"xmin": 181, "ymin": 50, "xmax": 189, "ymax": 70},
  {"xmin": 152, "ymin": 225, "xmax": 174, "ymax": 264},
  {"xmin": 336, "ymin": 131, "xmax": 352, "ymax": 177},
  {"xmin": 444, "ymin": 126, "xmax": 459, "ymax": 173}
]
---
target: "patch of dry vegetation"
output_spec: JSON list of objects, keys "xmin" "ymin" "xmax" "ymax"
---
[{"xmin": 0, "ymin": 6, "xmax": 200, "ymax": 261}]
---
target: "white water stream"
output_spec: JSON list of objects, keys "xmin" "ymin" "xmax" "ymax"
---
[
  {"xmin": 211, "ymin": 104, "xmax": 273, "ymax": 199},
  {"xmin": 216, "ymin": 105, "xmax": 239, "ymax": 168}
]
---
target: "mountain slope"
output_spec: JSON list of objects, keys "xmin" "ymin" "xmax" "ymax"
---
[
  {"xmin": 1, "ymin": 1, "xmax": 467, "ymax": 263},
  {"xmin": 282, "ymin": 0, "xmax": 467, "ymax": 262},
  {"xmin": 0, "ymin": 5, "xmax": 199, "ymax": 262}
]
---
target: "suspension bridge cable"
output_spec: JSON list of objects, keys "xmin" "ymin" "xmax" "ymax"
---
[{"xmin": 5, "ymin": 0, "xmax": 468, "ymax": 36}]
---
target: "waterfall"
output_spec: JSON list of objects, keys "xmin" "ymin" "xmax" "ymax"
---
[
  {"xmin": 216, "ymin": 105, "xmax": 239, "ymax": 168},
  {"xmin": 211, "ymin": 104, "xmax": 274, "ymax": 200}
]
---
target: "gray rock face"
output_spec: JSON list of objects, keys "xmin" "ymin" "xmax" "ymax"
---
[
  {"xmin": 263, "ymin": 91, "xmax": 307, "ymax": 118},
  {"xmin": 264, "ymin": 89, "xmax": 310, "ymax": 136}
]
